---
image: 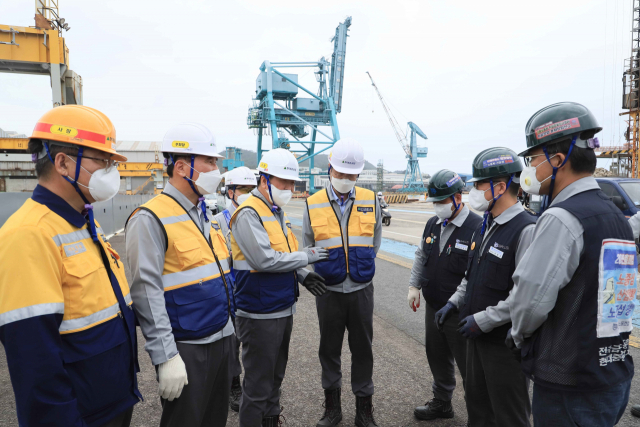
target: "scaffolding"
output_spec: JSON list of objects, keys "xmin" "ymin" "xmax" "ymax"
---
[
  {"xmin": 376, "ymin": 159, "xmax": 383, "ymax": 193},
  {"xmin": 618, "ymin": 0, "xmax": 640, "ymax": 177}
]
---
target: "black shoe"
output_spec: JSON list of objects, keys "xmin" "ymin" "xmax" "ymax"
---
[
  {"xmin": 317, "ymin": 388, "xmax": 342, "ymax": 427},
  {"xmin": 262, "ymin": 409, "xmax": 286, "ymax": 426},
  {"xmin": 631, "ymin": 404, "xmax": 640, "ymax": 418},
  {"xmin": 414, "ymin": 397, "xmax": 454, "ymax": 420},
  {"xmin": 229, "ymin": 375, "xmax": 242, "ymax": 412},
  {"xmin": 355, "ymin": 395, "xmax": 379, "ymax": 427}
]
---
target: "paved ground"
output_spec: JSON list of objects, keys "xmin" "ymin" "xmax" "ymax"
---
[{"xmin": 1, "ymin": 205, "xmax": 640, "ymax": 426}]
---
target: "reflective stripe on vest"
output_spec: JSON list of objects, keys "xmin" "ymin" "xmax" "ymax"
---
[
  {"xmin": 134, "ymin": 194, "xmax": 233, "ymax": 341},
  {"xmin": 229, "ymin": 194, "xmax": 299, "ymax": 314},
  {"xmin": 306, "ymin": 187, "xmax": 376, "ymax": 285}
]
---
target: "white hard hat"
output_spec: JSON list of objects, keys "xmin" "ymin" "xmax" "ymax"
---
[
  {"xmin": 328, "ymin": 137, "xmax": 365, "ymax": 174},
  {"xmin": 258, "ymin": 149, "xmax": 302, "ymax": 181},
  {"xmin": 225, "ymin": 166, "xmax": 257, "ymax": 187},
  {"xmin": 161, "ymin": 122, "xmax": 224, "ymax": 158},
  {"xmin": 378, "ymin": 191, "xmax": 383, "ymax": 196}
]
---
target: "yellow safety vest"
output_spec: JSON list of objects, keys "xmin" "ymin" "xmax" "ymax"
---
[
  {"xmin": 306, "ymin": 186, "xmax": 377, "ymax": 285},
  {"xmin": 230, "ymin": 194, "xmax": 300, "ymax": 313},
  {"xmin": 131, "ymin": 193, "xmax": 233, "ymax": 340}
]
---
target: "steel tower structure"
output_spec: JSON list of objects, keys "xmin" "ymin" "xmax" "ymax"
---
[
  {"xmin": 247, "ymin": 17, "xmax": 352, "ymax": 193},
  {"xmin": 367, "ymin": 72, "xmax": 428, "ymax": 192}
]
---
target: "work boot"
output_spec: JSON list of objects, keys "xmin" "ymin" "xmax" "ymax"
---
[
  {"xmin": 229, "ymin": 375, "xmax": 242, "ymax": 412},
  {"xmin": 261, "ymin": 415, "xmax": 277, "ymax": 427},
  {"xmin": 631, "ymin": 404, "xmax": 640, "ymax": 417},
  {"xmin": 317, "ymin": 388, "xmax": 342, "ymax": 427},
  {"xmin": 414, "ymin": 397, "xmax": 454, "ymax": 420},
  {"xmin": 355, "ymin": 395, "xmax": 379, "ymax": 427}
]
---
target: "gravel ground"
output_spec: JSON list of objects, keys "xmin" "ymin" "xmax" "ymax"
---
[{"xmin": 1, "ymin": 232, "xmax": 640, "ymax": 426}]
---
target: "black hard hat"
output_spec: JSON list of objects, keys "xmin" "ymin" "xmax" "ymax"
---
[
  {"xmin": 468, "ymin": 147, "xmax": 523, "ymax": 183},
  {"xmin": 520, "ymin": 102, "xmax": 602, "ymax": 156},
  {"xmin": 427, "ymin": 169, "xmax": 465, "ymax": 202}
]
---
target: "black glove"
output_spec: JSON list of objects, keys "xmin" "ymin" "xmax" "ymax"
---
[
  {"xmin": 434, "ymin": 301, "xmax": 455, "ymax": 332},
  {"xmin": 302, "ymin": 272, "xmax": 327, "ymax": 297},
  {"xmin": 505, "ymin": 328, "xmax": 521, "ymax": 362}
]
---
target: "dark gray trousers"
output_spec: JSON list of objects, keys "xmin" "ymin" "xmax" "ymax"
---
[
  {"xmin": 159, "ymin": 337, "xmax": 231, "ymax": 427},
  {"xmin": 425, "ymin": 303, "xmax": 467, "ymax": 402},
  {"xmin": 230, "ymin": 318, "xmax": 242, "ymax": 379},
  {"xmin": 98, "ymin": 407, "xmax": 133, "ymax": 427},
  {"xmin": 236, "ymin": 315, "xmax": 293, "ymax": 427},
  {"xmin": 315, "ymin": 284, "xmax": 374, "ymax": 397},
  {"xmin": 466, "ymin": 337, "xmax": 531, "ymax": 427}
]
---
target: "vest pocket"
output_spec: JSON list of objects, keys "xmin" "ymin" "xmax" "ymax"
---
[
  {"xmin": 311, "ymin": 216, "xmax": 332, "ymax": 242},
  {"xmin": 259, "ymin": 273, "xmax": 295, "ymax": 308},
  {"xmin": 358, "ymin": 214, "xmax": 376, "ymax": 236},
  {"xmin": 445, "ymin": 248, "xmax": 468, "ymax": 274},
  {"xmin": 61, "ymin": 318, "xmax": 131, "ymax": 417},
  {"xmin": 174, "ymin": 237, "xmax": 204, "ymax": 269},
  {"xmin": 314, "ymin": 248, "xmax": 347, "ymax": 285},
  {"xmin": 482, "ymin": 254, "xmax": 512, "ymax": 291},
  {"xmin": 349, "ymin": 246, "xmax": 376, "ymax": 283},
  {"xmin": 172, "ymin": 279, "xmax": 225, "ymax": 331}
]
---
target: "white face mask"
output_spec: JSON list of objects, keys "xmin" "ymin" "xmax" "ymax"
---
[
  {"xmin": 181, "ymin": 161, "xmax": 222, "ymax": 195},
  {"xmin": 469, "ymin": 187, "xmax": 492, "ymax": 212},
  {"xmin": 332, "ymin": 177, "xmax": 356, "ymax": 194},
  {"xmin": 270, "ymin": 186, "xmax": 292, "ymax": 208},
  {"xmin": 520, "ymin": 156, "xmax": 555, "ymax": 195},
  {"xmin": 434, "ymin": 202, "xmax": 454, "ymax": 220},
  {"xmin": 237, "ymin": 193, "xmax": 251, "ymax": 205},
  {"xmin": 66, "ymin": 156, "xmax": 121, "ymax": 203}
]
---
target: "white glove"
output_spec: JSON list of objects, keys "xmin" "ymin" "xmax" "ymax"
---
[
  {"xmin": 408, "ymin": 286, "xmax": 421, "ymax": 312},
  {"xmin": 158, "ymin": 353, "xmax": 188, "ymax": 401},
  {"xmin": 304, "ymin": 247, "xmax": 330, "ymax": 264}
]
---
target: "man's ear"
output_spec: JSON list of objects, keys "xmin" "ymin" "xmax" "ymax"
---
[
  {"xmin": 173, "ymin": 160, "xmax": 187, "ymax": 178},
  {"xmin": 53, "ymin": 152, "xmax": 71, "ymax": 178},
  {"xmin": 552, "ymin": 153, "xmax": 566, "ymax": 168}
]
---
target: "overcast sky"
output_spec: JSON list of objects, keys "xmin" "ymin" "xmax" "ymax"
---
[{"xmin": 0, "ymin": 0, "xmax": 633, "ymax": 174}]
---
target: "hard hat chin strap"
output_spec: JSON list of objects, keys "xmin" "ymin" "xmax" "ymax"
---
[
  {"xmin": 540, "ymin": 135, "xmax": 576, "ymax": 213},
  {"xmin": 260, "ymin": 173, "xmax": 278, "ymax": 212},
  {"xmin": 480, "ymin": 175, "xmax": 514, "ymax": 235},
  {"xmin": 443, "ymin": 195, "xmax": 460, "ymax": 227},
  {"xmin": 180, "ymin": 154, "xmax": 209, "ymax": 223},
  {"xmin": 44, "ymin": 142, "xmax": 98, "ymax": 242}
]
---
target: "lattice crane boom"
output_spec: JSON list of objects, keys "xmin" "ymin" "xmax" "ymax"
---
[{"xmin": 366, "ymin": 71, "xmax": 410, "ymax": 157}]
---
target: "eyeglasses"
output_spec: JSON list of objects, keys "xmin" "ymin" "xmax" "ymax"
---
[
  {"xmin": 71, "ymin": 155, "xmax": 119, "ymax": 169},
  {"xmin": 523, "ymin": 153, "xmax": 548, "ymax": 167}
]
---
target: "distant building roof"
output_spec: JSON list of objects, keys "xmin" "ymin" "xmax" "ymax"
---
[
  {"xmin": 0, "ymin": 128, "xmax": 27, "ymax": 138},
  {"xmin": 115, "ymin": 141, "xmax": 161, "ymax": 151},
  {"xmin": 391, "ymin": 184, "xmax": 403, "ymax": 190}
]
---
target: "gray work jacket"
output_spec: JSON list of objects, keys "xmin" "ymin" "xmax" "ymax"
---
[
  {"xmin": 231, "ymin": 188, "xmax": 310, "ymax": 319},
  {"xmin": 125, "ymin": 183, "xmax": 234, "ymax": 366}
]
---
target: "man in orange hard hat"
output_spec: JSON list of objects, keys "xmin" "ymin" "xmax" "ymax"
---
[{"xmin": 0, "ymin": 105, "xmax": 141, "ymax": 427}]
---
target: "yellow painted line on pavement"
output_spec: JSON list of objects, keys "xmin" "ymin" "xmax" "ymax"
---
[
  {"xmin": 629, "ymin": 335, "xmax": 640, "ymax": 348},
  {"xmin": 377, "ymin": 252, "xmax": 413, "ymax": 269},
  {"xmin": 383, "ymin": 230, "xmax": 422, "ymax": 239}
]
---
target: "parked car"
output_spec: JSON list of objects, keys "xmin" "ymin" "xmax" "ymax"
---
[{"xmin": 595, "ymin": 178, "xmax": 640, "ymax": 218}]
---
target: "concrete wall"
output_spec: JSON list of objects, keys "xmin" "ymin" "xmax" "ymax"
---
[{"xmin": 0, "ymin": 192, "xmax": 154, "ymax": 235}]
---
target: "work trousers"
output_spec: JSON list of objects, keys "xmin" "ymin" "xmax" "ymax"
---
[
  {"xmin": 425, "ymin": 303, "xmax": 467, "ymax": 402},
  {"xmin": 532, "ymin": 380, "xmax": 631, "ymax": 427},
  {"xmin": 315, "ymin": 284, "xmax": 374, "ymax": 397},
  {"xmin": 159, "ymin": 337, "xmax": 231, "ymax": 427},
  {"xmin": 230, "ymin": 317, "xmax": 242, "ymax": 379},
  {"xmin": 98, "ymin": 407, "xmax": 133, "ymax": 427},
  {"xmin": 236, "ymin": 315, "xmax": 293, "ymax": 426},
  {"xmin": 466, "ymin": 337, "xmax": 531, "ymax": 427}
]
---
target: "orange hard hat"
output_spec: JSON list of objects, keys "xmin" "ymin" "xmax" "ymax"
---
[{"xmin": 30, "ymin": 105, "xmax": 127, "ymax": 162}]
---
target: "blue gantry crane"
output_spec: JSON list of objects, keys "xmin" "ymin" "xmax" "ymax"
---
[
  {"xmin": 366, "ymin": 72, "xmax": 428, "ymax": 192},
  {"xmin": 247, "ymin": 17, "xmax": 352, "ymax": 193}
]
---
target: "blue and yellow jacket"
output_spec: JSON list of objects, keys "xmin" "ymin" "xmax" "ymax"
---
[
  {"xmin": 0, "ymin": 185, "xmax": 140, "ymax": 427},
  {"xmin": 229, "ymin": 195, "xmax": 300, "ymax": 314},
  {"xmin": 131, "ymin": 193, "xmax": 234, "ymax": 340},
  {"xmin": 306, "ymin": 187, "xmax": 377, "ymax": 286}
]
